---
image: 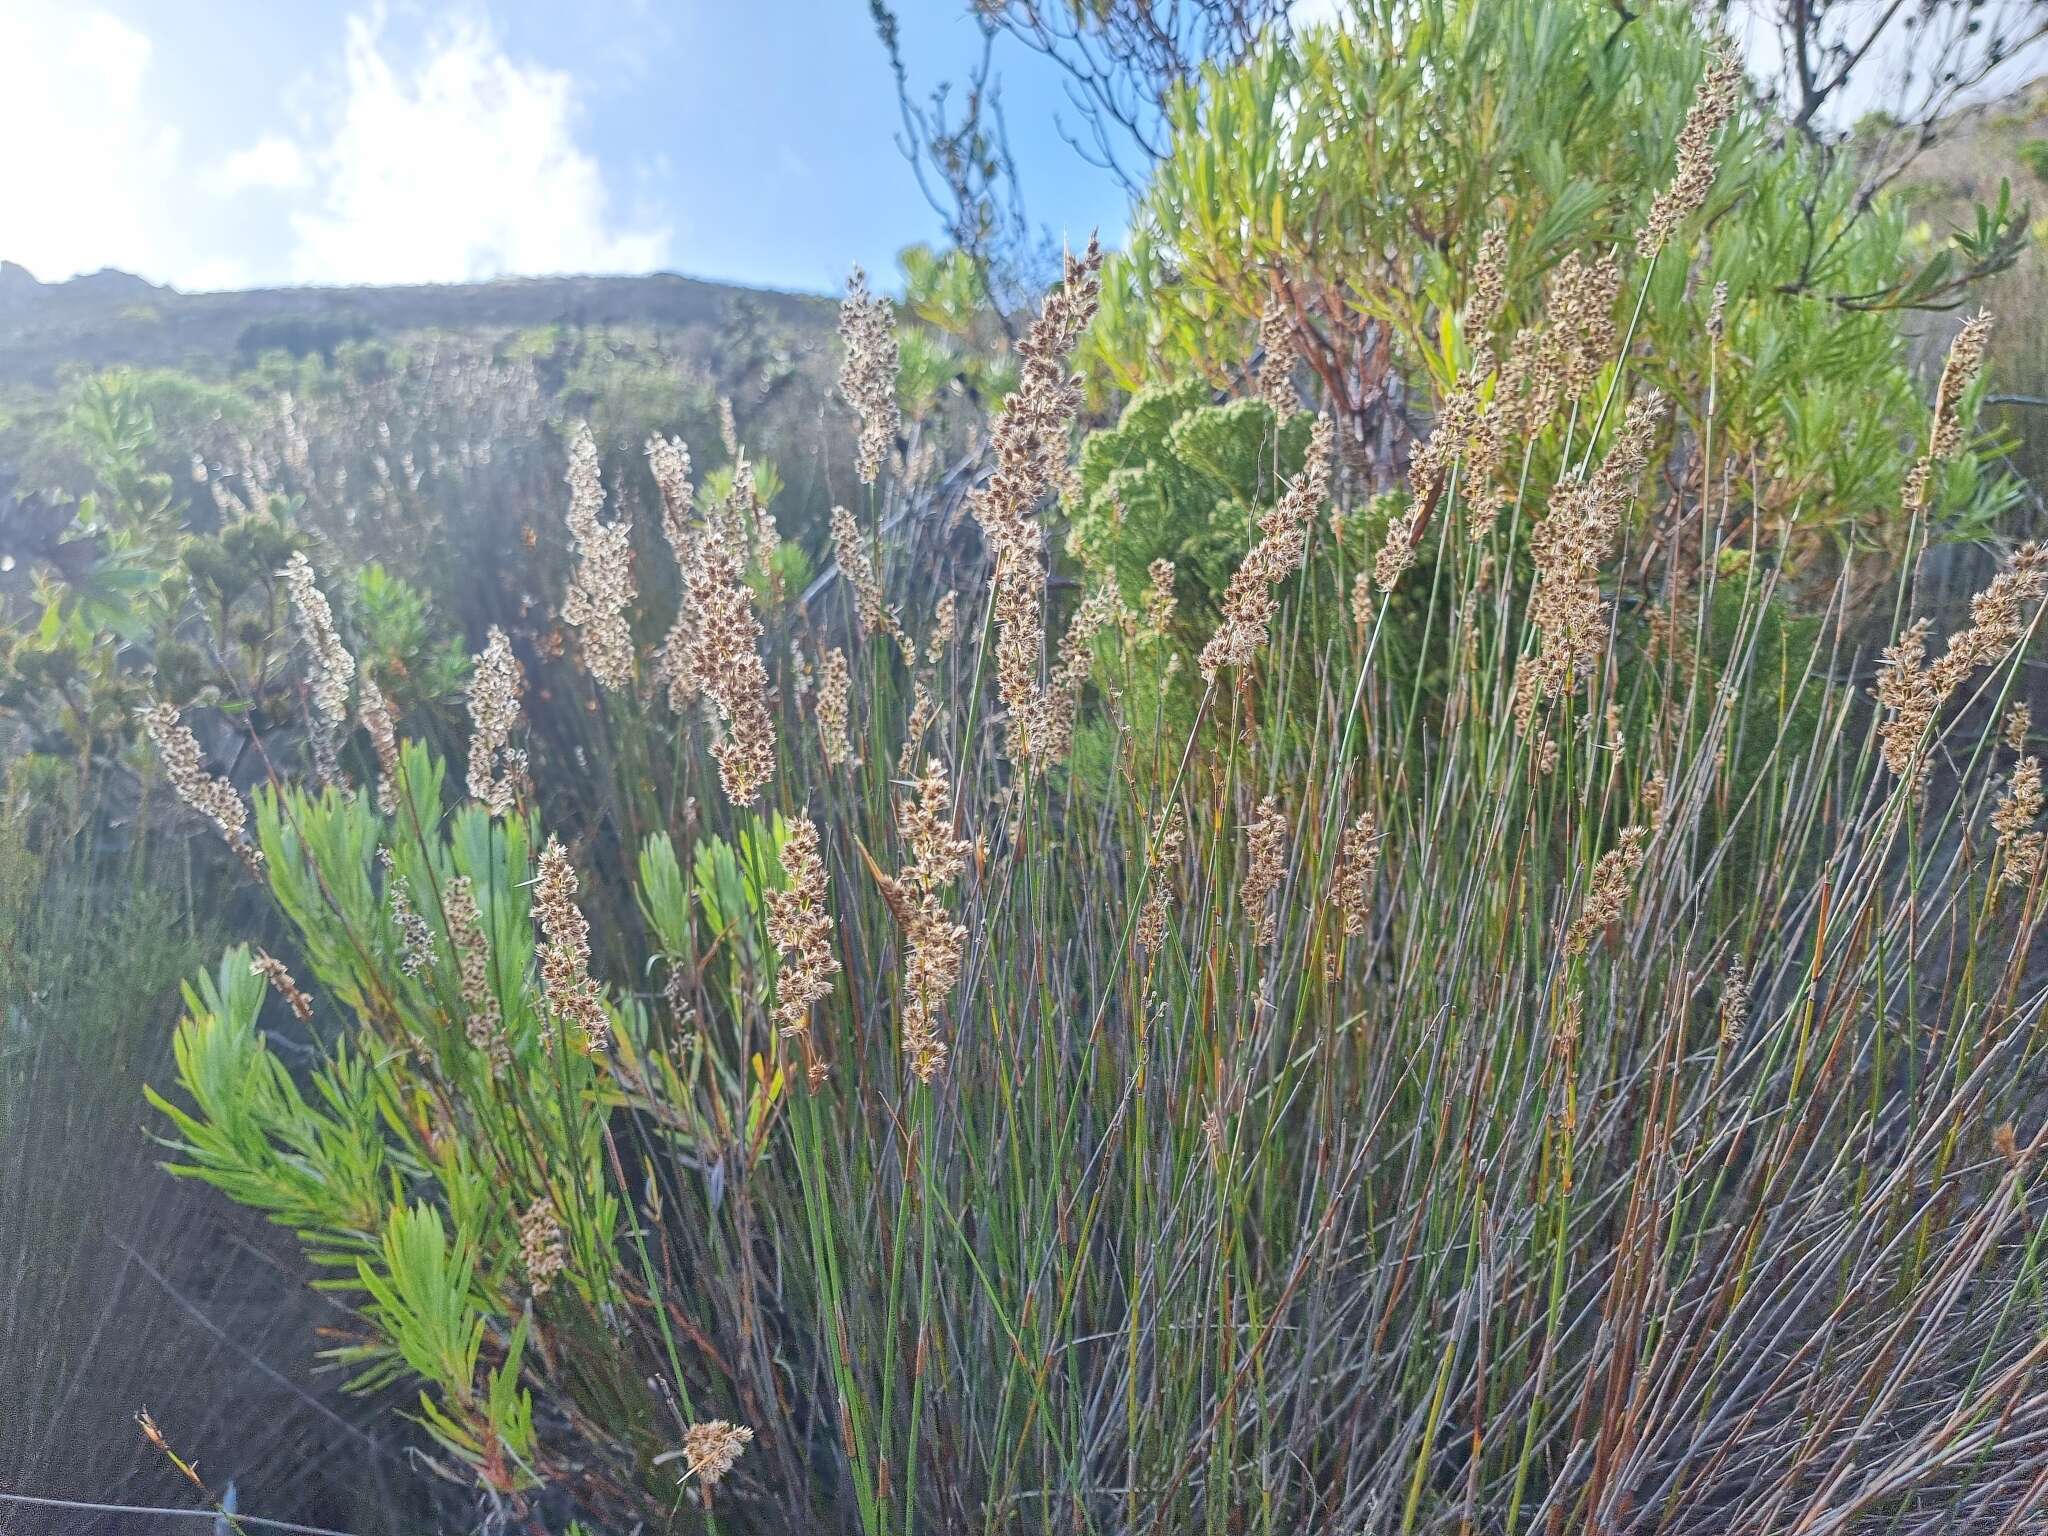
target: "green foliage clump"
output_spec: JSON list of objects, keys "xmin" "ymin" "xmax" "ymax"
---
[{"xmin": 1087, "ymin": 0, "xmax": 2023, "ymax": 550}]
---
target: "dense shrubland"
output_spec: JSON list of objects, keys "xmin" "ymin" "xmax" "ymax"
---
[{"xmin": 7, "ymin": 4, "xmax": 2048, "ymax": 1535}]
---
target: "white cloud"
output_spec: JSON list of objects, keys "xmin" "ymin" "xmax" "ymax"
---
[
  {"xmin": 284, "ymin": 14, "xmax": 670, "ymax": 285},
  {"xmin": 214, "ymin": 135, "xmax": 310, "ymax": 195},
  {"xmin": 0, "ymin": 5, "xmax": 666, "ymax": 291},
  {"xmin": 0, "ymin": 5, "xmax": 188, "ymax": 283}
]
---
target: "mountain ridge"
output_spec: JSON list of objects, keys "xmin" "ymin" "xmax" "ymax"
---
[{"xmin": 0, "ymin": 261, "xmax": 838, "ymax": 388}]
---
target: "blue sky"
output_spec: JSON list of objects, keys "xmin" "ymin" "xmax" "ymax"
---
[{"xmin": 0, "ymin": 1, "xmax": 1140, "ymax": 296}]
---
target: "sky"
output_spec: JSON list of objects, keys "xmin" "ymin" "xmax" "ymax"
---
[
  {"xmin": 0, "ymin": 0, "xmax": 1141, "ymax": 296},
  {"xmin": 2, "ymin": 1, "xmax": 2033, "ymax": 300}
]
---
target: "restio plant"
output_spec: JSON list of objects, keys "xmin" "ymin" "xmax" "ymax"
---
[{"xmin": 122, "ymin": 40, "xmax": 2048, "ymax": 1536}]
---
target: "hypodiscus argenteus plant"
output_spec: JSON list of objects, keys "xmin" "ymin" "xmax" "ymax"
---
[{"xmin": 143, "ymin": 54, "xmax": 2048, "ymax": 1536}]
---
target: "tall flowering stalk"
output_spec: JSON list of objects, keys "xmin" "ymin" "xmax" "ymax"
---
[
  {"xmin": 648, "ymin": 433, "xmax": 703, "ymax": 711},
  {"xmin": 466, "ymin": 627, "xmax": 526, "ymax": 817},
  {"xmin": 1638, "ymin": 45, "xmax": 1742, "ymax": 258},
  {"xmin": 883, "ymin": 758, "xmax": 972, "ymax": 1084},
  {"xmin": 1201, "ymin": 416, "xmax": 1335, "ymax": 678},
  {"xmin": 686, "ymin": 521, "xmax": 777, "ymax": 805},
  {"xmin": 533, "ymin": 837, "xmax": 608, "ymax": 1053},
  {"xmin": 768, "ymin": 817, "xmax": 839, "ymax": 1083},
  {"xmin": 142, "ymin": 702, "xmax": 263, "ymax": 875},
  {"xmin": 839, "ymin": 267, "xmax": 901, "ymax": 486},
  {"xmin": 561, "ymin": 424, "xmax": 637, "ymax": 691},
  {"xmin": 281, "ymin": 551, "xmax": 356, "ymax": 788},
  {"xmin": 967, "ymin": 238, "xmax": 1104, "ymax": 765},
  {"xmin": 358, "ymin": 677, "xmax": 400, "ymax": 815}
]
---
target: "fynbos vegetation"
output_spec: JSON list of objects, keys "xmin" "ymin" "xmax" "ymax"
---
[{"xmin": 8, "ymin": 2, "xmax": 2048, "ymax": 1533}]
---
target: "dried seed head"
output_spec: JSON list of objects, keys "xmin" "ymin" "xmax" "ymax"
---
[
  {"xmin": 648, "ymin": 434, "xmax": 704, "ymax": 711},
  {"xmin": 384, "ymin": 861, "xmax": 437, "ymax": 979},
  {"xmin": 533, "ymin": 837, "xmax": 609, "ymax": 1053},
  {"xmin": 767, "ymin": 816, "xmax": 839, "ymax": 1044},
  {"xmin": 687, "ymin": 530, "xmax": 777, "ymax": 805},
  {"xmin": 1565, "ymin": 826, "xmax": 1647, "ymax": 955},
  {"xmin": 679, "ymin": 1419, "xmax": 754, "ymax": 1490},
  {"xmin": 2006, "ymin": 701, "xmax": 2032, "ymax": 754},
  {"xmin": 887, "ymin": 759, "xmax": 971, "ymax": 1084},
  {"xmin": 466, "ymin": 628, "xmax": 526, "ymax": 817},
  {"xmin": 442, "ymin": 875, "xmax": 508, "ymax": 1071},
  {"xmin": 1135, "ymin": 802, "xmax": 1189, "ymax": 953},
  {"xmin": 1255, "ymin": 302, "xmax": 1297, "ymax": 415},
  {"xmin": 1467, "ymin": 225, "xmax": 1509, "ymax": 338},
  {"xmin": 1335, "ymin": 810, "xmax": 1378, "ymax": 937},
  {"xmin": 1639, "ymin": 46, "xmax": 1742, "ymax": 257},
  {"xmin": 358, "ymin": 677, "xmax": 400, "ymax": 815},
  {"xmin": 1719, "ymin": 956, "xmax": 1749, "ymax": 1048},
  {"xmin": 928, "ymin": 591, "xmax": 959, "ymax": 664},
  {"xmin": 1878, "ymin": 545, "xmax": 2048, "ymax": 776},
  {"xmin": 839, "ymin": 266, "xmax": 901, "ymax": 485},
  {"xmin": 1240, "ymin": 795, "xmax": 1289, "ymax": 947},
  {"xmin": 1144, "ymin": 559, "xmax": 1177, "ymax": 632},
  {"xmin": 968, "ymin": 238, "xmax": 1104, "ymax": 764},
  {"xmin": 560, "ymin": 423, "xmax": 637, "ymax": 691},
  {"xmin": 816, "ymin": 647, "xmax": 854, "ymax": 767},
  {"xmin": 1200, "ymin": 416, "xmax": 1335, "ymax": 677},
  {"xmin": 519, "ymin": 1195, "xmax": 566, "ymax": 1298},
  {"xmin": 281, "ymin": 551, "xmax": 356, "ymax": 788},
  {"xmin": 1994, "ymin": 756, "xmax": 2044, "ymax": 888},
  {"xmin": 830, "ymin": 503, "xmax": 904, "ymax": 648},
  {"xmin": 142, "ymin": 702, "xmax": 264, "ymax": 875},
  {"xmin": 1514, "ymin": 396, "xmax": 1665, "ymax": 730},
  {"xmin": 1037, "ymin": 584, "xmax": 1123, "ymax": 762},
  {"xmin": 251, "ymin": 948, "xmax": 314, "ymax": 1023}
]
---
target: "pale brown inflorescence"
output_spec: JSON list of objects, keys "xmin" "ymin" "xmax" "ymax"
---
[
  {"xmin": 381, "ymin": 851, "xmax": 437, "ymax": 979},
  {"xmin": 686, "ymin": 522, "xmax": 778, "ymax": 805},
  {"xmin": 1039, "ymin": 584, "xmax": 1124, "ymax": 763},
  {"xmin": 251, "ymin": 948, "xmax": 314, "ymax": 1023},
  {"xmin": 927, "ymin": 591, "xmax": 958, "ymax": 664},
  {"xmin": 1994, "ymin": 756, "xmax": 2044, "ymax": 888},
  {"xmin": 1335, "ymin": 810, "xmax": 1378, "ymax": 937},
  {"xmin": 679, "ymin": 1419, "xmax": 754, "ymax": 1490},
  {"xmin": 466, "ymin": 627, "xmax": 526, "ymax": 817},
  {"xmin": 1902, "ymin": 311, "xmax": 1993, "ymax": 517},
  {"xmin": 839, "ymin": 266, "xmax": 901, "ymax": 485},
  {"xmin": 358, "ymin": 677, "xmax": 400, "ymax": 815},
  {"xmin": 1719, "ymin": 956, "xmax": 1750, "ymax": 1048},
  {"xmin": 560, "ymin": 423, "xmax": 637, "ymax": 691},
  {"xmin": 768, "ymin": 817, "xmax": 840, "ymax": 1080},
  {"xmin": 1877, "ymin": 543, "xmax": 2048, "ymax": 778},
  {"xmin": 1638, "ymin": 45, "xmax": 1742, "ymax": 258},
  {"xmin": 648, "ymin": 433, "xmax": 704, "ymax": 712},
  {"xmin": 1240, "ymin": 795, "xmax": 1289, "ymax": 947},
  {"xmin": 1565, "ymin": 826, "xmax": 1648, "ymax": 955},
  {"xmin": 281, "ymin": 551, "xmax": 357, "ymax": 788},
  {"xmin": 533, "ymin": 838, "xmax": 609, "ymax": 1053},
  {"xmin": 830, "ymin": 504, "xmax": 903, "ymax": 646},
  {"xmin": 1135, "ymin": 803, "xmax": 1188, "ymax": 954},
  {"xmin": 890, "ymin": 758, "xmax": 973, "ymax": 1083},
  {"xmin": 143, "ymin": 702, "xmax": 264, "ymax": 875},
  {"xmin": 1201, "ymin": 415, "xmax": 1336, "ymax": 676},
  {"xmin": 2006, "ymin": 701, "xmax": 2032, "ymax": 754},
  {"xmin": 968, "ymin": 238, "xmax": 1105, "ymax": 765},
  {"xmin": 816, "ymin": 646, "xmax": 854, "ymax": 767},
  {"xmin": 1255, "ymin": 302, "xmax": 1297, "ymax": 415},
  {"xmin": 518, "ymin": 1195, "xmax": 567, "ymax": 1298},
  {"xmin": 1515, "ymin": 393, "xmax": 1665, "ymax": 732},
  {"xmin": 441, "ymin": 874, "xmax": 509, "ymax": 1071},
  {"xmin": 1144, "ymin": 558, "xmax": 1177, "ymax": 633}
]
